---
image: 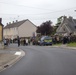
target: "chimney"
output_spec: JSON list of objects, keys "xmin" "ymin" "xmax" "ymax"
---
[
  {"xmin": 63, "ymin": 16, "xmax": 67, "ymax": 19},
  {"xmin": 69, "ymin": 16, "xmax": 73, "ymax": 20},
  {"xmin": 7, "ymin": 23, "xmax": 8, "ymax": 25},
  {"xmin": 16, "ymin": 20, "xmax": 18, "ymax": 22},
  {"xmin": 0, "ymin": 18, "xmax": 2, "ymax": 23},
  {"xmin": 13, "ymin": 21, "xmax": 14, "ymax": 23},
  {"xmin": 62, "ymin": 16, "xmax": 67, "ymax": 22},
  {"xmin": 9, "ymin": 22, "xmax": 11, "ymax": 24}
]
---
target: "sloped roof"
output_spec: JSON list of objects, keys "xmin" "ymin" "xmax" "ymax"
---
[
  {"xmin": 73, "ymin": 19, "xmax": 76, "ymax": 24},
  {"xmin": 67, "ymin": 18, "xmax": 76, "ymax": 31},
  {"xmin": 4, "ymin": 19, "xmax": 34, "ymax": 29},
  {"xmin": 4, "ymin": 20, "xmax": 26, "ymax": 29},
  {"xmin": 56, "ymin": 16, "xmax": 76, "ymax": 34}
]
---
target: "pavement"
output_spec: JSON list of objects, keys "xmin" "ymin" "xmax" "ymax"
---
[{"xmin": 0, "ymin": 45, "xmax": 25, "ymax": 72}]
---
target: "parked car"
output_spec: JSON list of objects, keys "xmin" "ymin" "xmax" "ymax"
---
[{"xmin": 39, "ymin": 36, "xmax": 52, "ymax": 46}]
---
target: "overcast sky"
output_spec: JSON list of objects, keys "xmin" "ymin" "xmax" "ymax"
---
[{"xmin": 0, "ymin": 0, "xmax": 76, "ymax": 26}]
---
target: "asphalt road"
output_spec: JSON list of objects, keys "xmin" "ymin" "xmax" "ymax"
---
[{"xmin": 0, "ymin": 44, "xmax": 76, "ymax": 75}]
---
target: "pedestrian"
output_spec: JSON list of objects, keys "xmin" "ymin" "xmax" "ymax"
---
[
  {"xmin": 4, "ymin": 39, "xmax": 7, "ymax": 45},
  {"xmin": 26, "ymin": 39, "xmax": 28, "ymax": 45},
  {"xmin": 28, "ymin": 39, "xmax": 30, "ymax": 45},
  {"xmin": 18, "ymin": 39, "xmax": 20, "ymax": 47},
  {"xmin": 23, "ymin": 38, "xmax": 26, "ymax": 46},
  {"xmin": 17, "ymin": 36, "xmax": 20, "ymax": 47}
]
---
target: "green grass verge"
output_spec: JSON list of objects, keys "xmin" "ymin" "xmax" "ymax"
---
[
  {"xmin": 52, "ymin": 42, "xmax": 76, "ymax": 47},
  {"xmin": 67, "ymin": 42, "xmax": 76, "ymax": 47},
  {"xmin": 53, "ymin": 43, "xmax": 62, "ymax": 46}
]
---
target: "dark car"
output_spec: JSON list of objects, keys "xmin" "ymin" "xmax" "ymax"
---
[{"xmin": 39, "ymin": 36, "xmax": 52, "ymax": 46}]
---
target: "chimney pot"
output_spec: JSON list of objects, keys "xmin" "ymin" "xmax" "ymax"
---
[
  {"xmin": 16, "ymin": 20, "xmax": 18, "ymax": 22},
  {"xmin": 7, "ymin": 23, "xmax": 8, "ymax": 25},
  {"xmin": 13, "ymin": 21, "xmax": 14, "ymax": 23},
  {"xmin": 9, "ymin": 22, "xmax": 11, "ymax": 24}
]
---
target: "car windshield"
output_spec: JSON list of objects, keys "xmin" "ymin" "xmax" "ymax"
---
[
  {"xmin": 41, "ymin": 36, "xmax": 51, "ymax": 40},
  {"xmin": 44, "ymin": 36, "xmax": 51, "ymax": 40}
]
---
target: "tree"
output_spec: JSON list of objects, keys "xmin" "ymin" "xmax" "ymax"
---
[
  {"xmin": 52, "ymin": 26, "xmax": 58, "ymax": 35},
  {"xmin": 36, "ymin": 20, "xmax": 53, "ymax": 35}
]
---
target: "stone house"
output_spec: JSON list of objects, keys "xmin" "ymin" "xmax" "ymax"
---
[{"xmin": 56, "ymin": 16, "xmax": 76, "ymax": 36}]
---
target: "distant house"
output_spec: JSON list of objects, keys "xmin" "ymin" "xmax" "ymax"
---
[
  {"xmin": 56, "ymin": 16, "xmax": 76, "ymax": 36},
  {"xmin": 3, "ymin": 19, "xmax": 37, "ymax": 40}
]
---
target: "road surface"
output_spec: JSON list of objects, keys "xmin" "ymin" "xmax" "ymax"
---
[{"xmin": 0, "ymin": 44, "xmax": 76, "ymax": 75}]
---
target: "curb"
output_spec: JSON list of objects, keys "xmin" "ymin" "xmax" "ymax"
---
[
  {"xmin": 0, "ymin": 49, "xmax": 25, "ymax": 72},
  {"xmin": 50, "ymin": 46, "xmax": 76, "ymax": 50},
  {"xmin": 60, "ymin": 47, "xmax": 76, "ymax": 50}
]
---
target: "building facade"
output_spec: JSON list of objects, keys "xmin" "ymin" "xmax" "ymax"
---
[
  {"xmin": 56, "ymin": 16, "xmax": 76, "ymax": 36},
  {"xmin": 3, "ymin": 19, "xmax": 37, "ymax": 40}
]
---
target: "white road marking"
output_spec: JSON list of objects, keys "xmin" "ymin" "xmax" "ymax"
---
[{"xmin": 15, "ymin": 52, "xmax": 21, "ymax": 55}]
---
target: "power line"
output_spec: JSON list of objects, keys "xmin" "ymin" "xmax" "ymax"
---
[
  {"xmin": 2, "ymin": 13, "xmax": 76, "ymax": 23},
  {"xmin": 0, "ymin": 1, "xmax": 76, "ymax": 14},
  {"xmin": 1, "ymin": 15, "xmax": 59, "ymax": 21},
  {"xmin": 1, "ymin": 1, "xmax": 76, "ymax": 25},
  {"xmin": 0, "ymin": 1, "xmax": 52, "ymax": 11},
  {"xmin": 34, "ymin": 7, "xmax": 76, "ymax": 15},
  {"xmin": 0, "ymin": 7, "xmax": 76, "ymax": 16}
]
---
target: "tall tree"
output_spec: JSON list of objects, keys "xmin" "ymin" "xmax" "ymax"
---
[{"xmin": 36, "ymin": 20, "xmax": 53, "ymax": 35}]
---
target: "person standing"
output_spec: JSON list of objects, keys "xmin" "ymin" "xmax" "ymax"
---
[
  {"xmin": 23, "ymin": 38, "xmax": 26, "ymax": 46},
  {"xmin": 17, "ymin": 36, "xmax": 20, "ymax": 47},
  {"xmin": 4, "ymin": 39, "xmax": 7, "ymax": 45},
  {"xmin": 26, "ymin": 38, "xmax": 28, "ymax": 45}
]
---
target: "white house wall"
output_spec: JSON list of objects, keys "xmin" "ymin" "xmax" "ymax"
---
[
  {"xmin": 18, "ymin": 20, "xmax": 36, "ymax": 37},
  {"xmin": 3, "ymin": 27, "xmax": 18, "ymax": 39}
]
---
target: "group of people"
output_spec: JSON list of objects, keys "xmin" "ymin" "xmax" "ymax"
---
[
  {"xmin": 17, "ymin": 37, "xmax": 30, "ymax": 47},
  {"xmin": 52, "ymin": 36, "xmax": 70, "ymax": 44},
  {"xmin": 3, "ymin": 35, "xmax": 71, "ymax": 47}
]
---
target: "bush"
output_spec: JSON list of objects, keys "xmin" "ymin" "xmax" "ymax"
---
[{"xmin": 70, "ymin": 35, "xmax": 76, "ymax": 42}]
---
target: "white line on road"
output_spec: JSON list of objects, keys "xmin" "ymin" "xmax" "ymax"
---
[{"xmin": 15, "ymin": 52, "xmax": 21, "ymax": 55}]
